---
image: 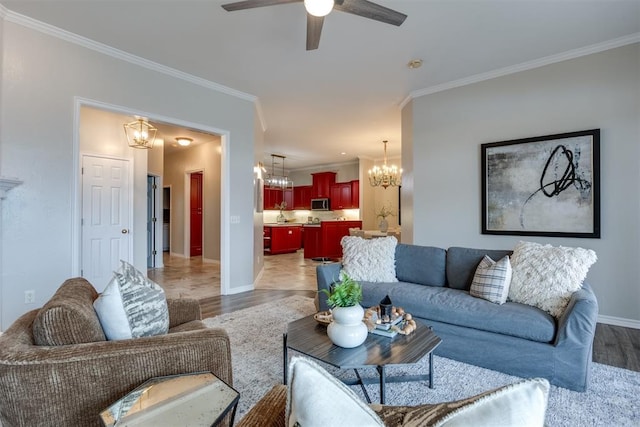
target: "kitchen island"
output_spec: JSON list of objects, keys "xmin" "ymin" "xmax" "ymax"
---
[
  {"xmin": 303, "ymin": 220, "xmax": 362, "ymax": 259},
  {"xmin": 264, "ymin": 223, "xmax": 303, "ymax": 255}
]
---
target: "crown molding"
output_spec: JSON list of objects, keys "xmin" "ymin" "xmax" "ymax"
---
[
  {"xmin": 401, "ymin": 32, "xmax": 640, "ymax": 108},
  {"xmin": 2, "ymin": 8, "xmax": 259, "ymax": 105}
]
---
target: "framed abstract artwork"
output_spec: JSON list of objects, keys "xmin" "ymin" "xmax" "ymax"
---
[{"xmin": 481, "ymin": 129, "xmax": 600, "ymax": 238}]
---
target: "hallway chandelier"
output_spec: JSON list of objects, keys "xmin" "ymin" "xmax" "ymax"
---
[
  {"xmin": 123, "ymin": 118, "xmax": 157, "ymax": 149},
  {"xmin": 265, "ymin": 154, "xmax": 293, "ymax": 190},
  {"xmin": 368, "ymin": 140, "xmax": 402, "ymax": 189}
]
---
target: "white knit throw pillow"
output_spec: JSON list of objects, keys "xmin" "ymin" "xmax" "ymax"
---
[
  {"xmin": 508, "ymin": 241, "xmax": 597, "ymax": 318},
  {"xmin": 341, "ymin": 236, "xmax": 398, "ymax": 283}
]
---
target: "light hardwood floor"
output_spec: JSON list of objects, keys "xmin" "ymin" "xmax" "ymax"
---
[{"xmin": 149, "ymin": 251, "xmax": 640, "ymax": 373}]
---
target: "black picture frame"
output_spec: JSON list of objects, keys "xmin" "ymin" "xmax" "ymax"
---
[{"xmin": 481, "ymin": 129, "xmax": 600, "ymax": 238}]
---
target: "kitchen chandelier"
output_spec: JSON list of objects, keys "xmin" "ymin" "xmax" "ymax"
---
[
  {"xmin": 265, "ymin": 154, "xmax": 293, "ymax": 190},
  {"xmin": 123, "ymin": 118, "xmax": 157, "ymax": 149},
  {"xmin": 368, "ymin": 140, "xmax": 402, "ymax": 189}
]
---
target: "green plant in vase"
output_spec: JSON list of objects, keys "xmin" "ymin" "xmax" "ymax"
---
[
  {"xmin": 320, "ymin": 272, "xmax": 367, "ymax": 348},
  {"xmin": 321, "ymin": 272, "xmax": 363, "ymax": 308}
]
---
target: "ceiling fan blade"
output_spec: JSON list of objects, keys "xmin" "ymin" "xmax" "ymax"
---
[
  {"xmin": 222, "ymin": 0, "xmax": 301, "ymax": 12},
  {"xmin": 334, "ymin": 0, "xmax": 407, "ymax": 26},
  {"xmin": 306, "ymin": 14, "xmax": 324, "ymax": 50}
]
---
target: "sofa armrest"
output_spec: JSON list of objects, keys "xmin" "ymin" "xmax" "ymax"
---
[
  {"xmin": 316, "ymin": 263, "xmax": 343, "ymax": 311},
  {"xmin": 554, "ymin": 282, "xmax": 599, "ymax": 347},
  {"xmin": 167, "ymin": 297, "xmax": 202, "ymax": 328},
  {"xmin": 552, "ymin": 282, "xmax": 599, "ymax": 391},
  {"xmin": 236, "ymin": 384, "xmax": 287, "ymax": 427}
]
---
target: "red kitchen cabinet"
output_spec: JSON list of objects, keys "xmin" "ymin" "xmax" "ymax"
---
[
  {"xmin": 350, "ymin": 180, "xmax": 359, "ymax": 208},
  {"xmin": 293, "ymin": 185, "xmax": 313, "ymax": 210},
  {"xmin": 263, "ymin": 188, "xmax": 283, "ymax": 210},
  {"xmin": 283, "ymin": 188, "xmax": 294, "ymax": 210},
  {"xmin": 330, "ymin": 182, "xmax": 352, "ymax": 210},
  {"xmin": 267, "ymin": 226, "xmax": 302, "ymax": 254},
  {"xmin": 312, "ymin": 172, "xmax": 336, "ymax": 198},
  {"xmin": 303, "ymin": 226, "xmax": 322, "ymax": 258}
]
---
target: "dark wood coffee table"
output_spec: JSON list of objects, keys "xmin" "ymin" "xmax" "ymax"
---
[{"xmin": 283, "ymin": 314, "xmax": 441, "ymax": 404}]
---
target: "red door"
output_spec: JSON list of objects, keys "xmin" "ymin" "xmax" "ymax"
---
[{"xmin": 190, "ymin": 172, "xmax": 203, "ymax": 257}]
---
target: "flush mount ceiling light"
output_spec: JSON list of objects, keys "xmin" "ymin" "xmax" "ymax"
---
[
  {"xmin": 123, "ymin": 118, "xmax": 157, "ymax": 149},
  {"xmin": 304, "ymin": 0, "xmax": 334, "ymax": 17},
  {"xmin": 176, "ymin": 137, "xmax": 193, "ymax": 147},
  {"xmin": 368, "ymin": 140, "xmax": 402, "ymax": 189},
  {"xmin": 408, "ymin": 59, "xmax": 423, "ymax": 69},
  {"xmin": 265, "ymin": 154, "xmax": 294, "ymax": 190}
]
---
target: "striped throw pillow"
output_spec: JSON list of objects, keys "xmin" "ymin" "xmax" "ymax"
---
[{"xmin": 470, "ymin": 255, "xmax": 512, "ymax": 304}]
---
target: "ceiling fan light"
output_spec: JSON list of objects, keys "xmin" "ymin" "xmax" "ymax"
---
[{"xmin": 304, "ymin": 0, "xmax": 334, "ymax": 17}]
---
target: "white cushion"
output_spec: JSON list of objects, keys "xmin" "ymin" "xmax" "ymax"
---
[
  {"xmin": 341, "ymin": 236, "xmax": 398, "ymax": 283},
  {"xmin": 470, "ymin": 255, "xmax": 512, "ymax": 304},
  {"xmin": 286, "ymin": 357, "xmax": 384, "ymax": 427},
  {"xmin": 433, "ymin": 377, "xmax": 550, "ymax": 427},
  {"xmin": 93, "ymin": 260, "xmax": 169, "ymax": 340},
  {"xmin": 508, "ymin": 241, "xmax": 597, "ymax": 318}
]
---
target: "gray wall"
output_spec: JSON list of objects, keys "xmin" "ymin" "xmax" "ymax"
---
[
  {"xmin": 0, "ymin": 19, "xmax": 257, "ymax": 328},
  {"xmin": 405, "ymin": 43, "xmax": 640, "ymax": 325}
]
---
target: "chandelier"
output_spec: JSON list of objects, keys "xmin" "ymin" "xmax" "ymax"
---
[
  {"xmin": 123, "ymin": 118, "xmax": 157, "ymax": 149},
  {"xmin": 265, "ymin": 154, "xmax": 293, "ymax": 190},
  {"xmin": 368, "ymin": 140, "xmax": 402, "ymax": 189}
]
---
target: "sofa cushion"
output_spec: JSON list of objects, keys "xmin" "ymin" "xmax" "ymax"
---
[
  {"xmin": 287, "ymin": 357, "xmax": 384, "ymax": 427},
  {"xmin": 93, "ymin": 260, "xmax": 169, "ymax": 341},
  {"xmin": 509, "ymin": 241, "xmax": 597, "ymax": 318},
  {"xmin": 446, "ymin": 247, "xmax": 513, "ymax": 290},
  {"xmin": 387, "ymin": 284, "xmax": 556, "ymax": 343},
  {"xmin": 341, "ymin": 236, "xmax": 398, "ymax": 282},
  {"xmin": 373, "ymin": 377, "xmax": 549, "ymax": 427},
  {"xmin": 32, "ymin": 277, "xmax": 106, "ymax": 346},
  {"xmin": 395, "ymin": 244, "xmax": 446, "ymax": 287},
  {"xmin": 470, "ymin": 255, "xmax": 512, "ymax": 304}
]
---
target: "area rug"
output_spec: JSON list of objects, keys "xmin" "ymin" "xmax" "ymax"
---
[{"xmin": 204, "ymin": 296, "xmax": 640, "ymax": 426}]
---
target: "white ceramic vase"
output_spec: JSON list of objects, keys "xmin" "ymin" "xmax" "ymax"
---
[
  {"xmin": 379, "ymin": 218, "xmax": 389, "ymax": 232},
  {"xmin": 327, "ymin": 304, "xmax": 368, "ymax": 348}
]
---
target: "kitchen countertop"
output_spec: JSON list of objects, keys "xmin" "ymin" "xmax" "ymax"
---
[{"xmin": 263, "ymin": 223, "xmax": 303, "ymax": 227}]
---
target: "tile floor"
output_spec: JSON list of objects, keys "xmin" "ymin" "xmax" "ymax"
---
[{"xmin": 148, "ymin": 250, "xmax": 319, "ymax": 299}]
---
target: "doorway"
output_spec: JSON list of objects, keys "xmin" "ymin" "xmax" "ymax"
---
[
  {"xmin": 190, "ymin": 171, "xmax": 203, "ymax": 257},
  {"xmin": 81, "ymin": 155, "xmax": 131, "ymax": 289}
]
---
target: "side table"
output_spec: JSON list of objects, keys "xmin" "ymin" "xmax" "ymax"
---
[{"xmin": 100, "ymin": 372, "xmax": 239, "ymax": 427}]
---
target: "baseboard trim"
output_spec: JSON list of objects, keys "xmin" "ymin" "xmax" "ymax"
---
[
  {"xmin": 598, "ymin": 315, "xmax": 640, "ymax": 329},
  {"xmin": 202, "ymin": 258, "xmax": 220, "ymax": 264},
  {"xmin": 169, "ymin": 252, "xmax": 186, "ymax": 258},
  {"xmin": 225, "ymin": 284, "xmax": 254, "ymax": 295}
]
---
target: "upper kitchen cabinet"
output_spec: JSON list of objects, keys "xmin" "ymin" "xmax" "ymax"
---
[
  {"xmin": 330, "ymin": 182, "xmax": 352, "ymax": 210},
  {"xmin": 311, "ymin": 172, "xmax": 336, "ymax": 198},
  {"xmin": 351, "ymin": 180, "xmax": 359, "ymax": 208},
  {"xmin": 264, "ymin": 188, "xmax": 294, "ymax": 210},
  {"xmin": 293, "ymin": 185, "xmax": 312, "ymax": 210}
]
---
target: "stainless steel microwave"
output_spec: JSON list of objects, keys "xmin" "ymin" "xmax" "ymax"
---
[{"xmin": 311, "ymin": 198, "xmax": 330, "ymax": 211}]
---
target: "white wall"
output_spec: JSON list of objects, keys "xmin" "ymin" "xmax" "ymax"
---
[
  {"xmin": 0, "ymin": 19, "xmax": 257, "ymax": 328},
  {"xmin": 405, "ymin": 43, "xmax": 640, "ymax": 325}
]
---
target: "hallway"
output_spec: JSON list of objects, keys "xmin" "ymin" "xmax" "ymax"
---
[{"xmin": 148, "ymin": 250, "xmax": 318, "ymax": 300}]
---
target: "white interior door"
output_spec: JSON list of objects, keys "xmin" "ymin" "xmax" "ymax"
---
[{"xmin": 82, "ymin": 155, "xmax": 131, "ymax": 290}]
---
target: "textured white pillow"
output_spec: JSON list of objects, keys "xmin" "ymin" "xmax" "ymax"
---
[
  {"xmin": 432, "ymin": 378, "xmax": 550, "ymax": 427},
  {"xmin": 470, "ymin": 255, "xmax": 512, "ymax": 304},
  {"xmin": 508, "ymin": 241, "xmax": 597, "ymax": 318},
  {"xmin": 286, "ymin": 357, "xmax": 384, "ymax": 427},
  {"xmin": 93, "ymin": 260, "xmax": 169, "ymax": 340},
  {"xmin": 341, "ymin": 236, "xmax": 398, "ymax": 282}
]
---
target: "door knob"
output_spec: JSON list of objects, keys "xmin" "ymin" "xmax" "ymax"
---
[{"xmin": 121, "ymin": 229, "xmax": 129, "ymax": 234}]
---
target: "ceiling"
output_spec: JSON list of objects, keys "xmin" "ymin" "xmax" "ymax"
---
[{"xmin": 2, "ymin": 1, "xmax": 639, "ymax": 170}]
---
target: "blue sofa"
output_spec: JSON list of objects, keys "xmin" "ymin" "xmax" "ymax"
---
[{"xmin": 316, "ymin": 244, "xmax": 599, "ymax": 392}]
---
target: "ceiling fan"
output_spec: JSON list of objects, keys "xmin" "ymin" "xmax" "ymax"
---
[{"xmin": 221, "ymin": 0, "xmax": 407, "ymax": 50}]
